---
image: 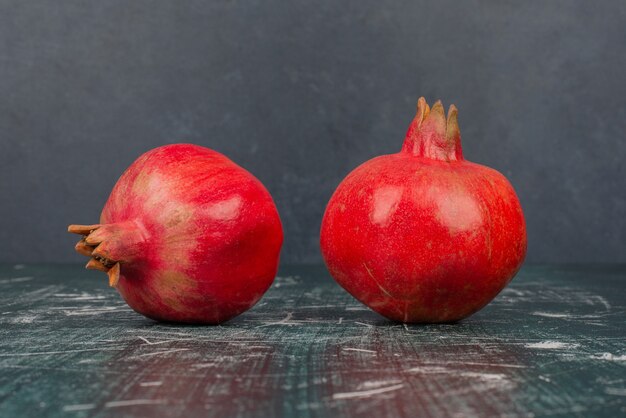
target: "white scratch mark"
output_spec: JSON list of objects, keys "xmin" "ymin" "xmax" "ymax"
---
[
  {"xmin": 605, "ymin": 387, "xmax": 626, "ymax": 396},
  {"xmin": 133, "ymin": 348, "xmax": 189, "ymax": 358},
  {"xmin": 407, "ymin": 366, "xmax": 448, "ymax": 373},
  {"xmin": 357, "ymin": 379, "xmax": 402, "ymax": 390},
  {"xmin": 332, "ymin": 384, "xmax": 404, "ymax": 400},
  {"xmin": 193, "ymin": 363, "xmax": 217, "ymax": 368},
  {"xmin": 524, "ymin": 341, "xmax": 580, "ymax": 350},
  {"xmin": 596, "ymin": 377, "xmax": 625, "ymax": 385},
  {"xmin": 63, "ymin": 403, "xmax": 96, "ymax": 411},
  {"xmin": 134, "ymin": 336, "xmax": 193, "ymax": 345},
  {"xmin": 139, "ymin": 381, "xmax": 163, "ymax": 387},
  {"xmin": 501, "ymin": 288, "xmax": 525, "ymax": 296},
  {"xmin": 273, "ymin": 276, "xmax": 299, "ymax": 288},
  {"xmin": 54, "ymin": 293, "xmax": 106, "ymax": 301},
  {"xmin": 343, "ymin": 347, "xmax": 376, "ymax": 354},
  {"xmin": 104, "ymin": 399, "xmax": 164, "ymax": 408},
  {"xmin": 62, "ymin": 306, "xmax": 130, "ymax": 316},
  {"xmin": 0, "ymin": 276, "xmax": 33, "ymax": 284},
  {"xmin": 126, "ymin": 330, "xmax": 193, "ymax": 337},
  {"xmin": 591, "ymin": 295, "xmax": 611, "ymax": 311},
  {"xmin": 345, "ymin": 306, "xmax": 369, "ymax": 311},
  {"xmin": 457, "ymin": 372, "xmax": 508, "ymax": 381},
  {"xmin": 354, "ymin": 321, "xmax": 373, "ymax": 328},
  {"xmin": 532, "ymin": 311, "xmax": 607, "ymax": 320},
  {"xmin": 403, "ymin": 324, "xmax": 409, "ymax": 332},
  {"xmin": 257, "ymin": 312, "xmax": 294, "ymax": 327},
  {"xmin": 338, "ymin": 317, "xmax": 343, "ymax": 325},
  {"xmin": 591, "ymin": 353, "xmax": 626, "ymax": 361},
  {"xmin": 532, "ymin": 311, "xmax": 572, "ymax": 318},
  {"xmin": 136, "ymin": 336, "xmax": 177, "ymax": 345},
  {"xmin": 407, "ymin": 367, "xmax": 508, "ymax": 382},
  {"xmin": 6, "ymin": 315, "xmax": 37, "ymax": 324},
  {"xmin": 0, "ymin": 347, "xmax": 126, "ymax": 357}
]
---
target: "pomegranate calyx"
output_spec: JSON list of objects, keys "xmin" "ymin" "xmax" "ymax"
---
[
  {"xmin": 68, "ymin": 222, "xmax": 143, "ymax": 288},
  {"xmin": 107, "ymin": 263, "xmax": 121, "ymax": 287},
  {"xmin": 446, "ymin": 104, "xmax": 460, "ymax": 145},
  {"xmin": 402, "ymin": 97, "xmax": 463, "ymax": 162}
]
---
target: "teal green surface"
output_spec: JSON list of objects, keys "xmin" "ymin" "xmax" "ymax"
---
[{"xmin": 0, "ymin": 264, "xmax": 624, "ymax": 417}]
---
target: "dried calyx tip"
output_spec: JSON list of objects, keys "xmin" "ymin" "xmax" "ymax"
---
[
  {"xmin": 416, "ymin": 97, "xmax": 431, "ymax": 122},
  {"xmin": 108, "ymin": 263, "xmax": 120, "ymax": 287},
  {"xmin": 446, "ymin": 104, "xmax": 459, "ymax": 142},
  {"xmin": 68, "ymin": 223, "xmax": 121, "ymax": 288},
  {"xmin": 415, "ymin": 97, "xmax": 460, "ymax": 142},
  {"xmin": 403, "ymin": 96, "xmax": 464, "ymax": 161},
  {"xmin": 431, "ymin": 99, "xmax": 444, "ymax": 113},
  {"xmin": 68, "ymin": 224, "xmax": 99, "ymax": 234}
]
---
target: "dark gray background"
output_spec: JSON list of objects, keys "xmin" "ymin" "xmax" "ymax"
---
[{"xmin": 0, "ymin": 1, "xmax": 624, "ymax": 264}]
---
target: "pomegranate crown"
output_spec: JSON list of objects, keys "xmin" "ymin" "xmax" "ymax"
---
[{"xmin": 401, "ymin": 97, "xmax": 463, "ymax": 162}]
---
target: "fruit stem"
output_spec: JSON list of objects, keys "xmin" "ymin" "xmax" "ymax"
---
[
  {"xmin": 68, "ymin": 221, "xmax": 146, "ymax": 287},
  {"xmin": 401, "ymin": 97, "xmax": 464, "ymax": 162}
]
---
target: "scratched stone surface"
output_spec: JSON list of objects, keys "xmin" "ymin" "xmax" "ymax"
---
[{"xmin": 0, "ymin": 264, "xmax": 624, "ymax": 418}]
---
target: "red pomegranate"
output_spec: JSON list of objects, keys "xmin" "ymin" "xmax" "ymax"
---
[
  {"xmin": 69, "ymin": 144, "xmax": 283, "ymax": 324},
  {"xmin": 320, "ymin": 98, "xmax": 527, "ymax": 323}
]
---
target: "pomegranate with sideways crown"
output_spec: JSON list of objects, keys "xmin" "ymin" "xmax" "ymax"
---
[
  {"xmin": 320, "ymin": 98, "xmax": 526, "ymax": 323},
  {"xmin": 69, "ymin": 144, "xmax": 283, "ymax": 324}
]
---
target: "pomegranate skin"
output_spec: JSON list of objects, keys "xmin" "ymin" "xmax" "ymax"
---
[
  {"xmin": 320, "ymin": 98, "xmax": 526, "ymax": 323},
  {"xmin": 71, "ymin": 144, "xmax": 283, "ymax": 324}
]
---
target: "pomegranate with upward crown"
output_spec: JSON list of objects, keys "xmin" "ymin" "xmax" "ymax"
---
[{"xmin": 320, "ymin": 98, "xmax": 527, "ymax": 323}]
